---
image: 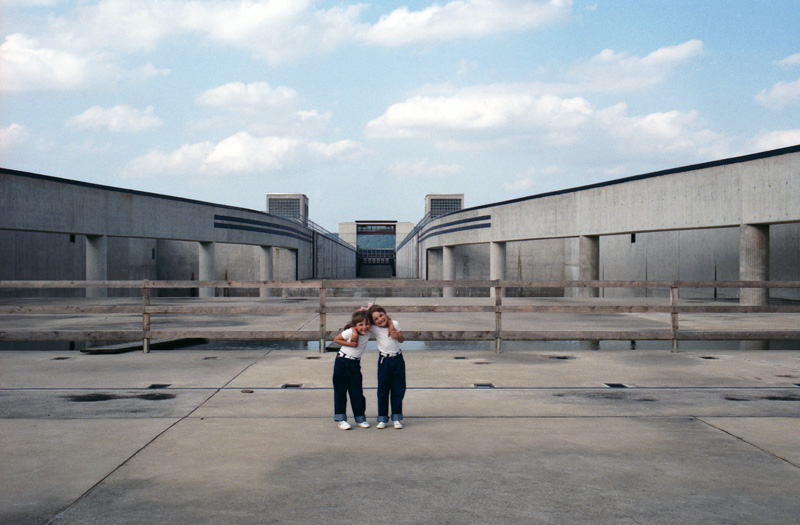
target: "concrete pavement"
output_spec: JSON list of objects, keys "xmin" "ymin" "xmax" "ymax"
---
[{"xmin": 2, "ymin": 347, "xmax": 800, "ymax": 524}]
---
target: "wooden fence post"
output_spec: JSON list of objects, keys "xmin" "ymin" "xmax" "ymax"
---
[
  {"xmin": 319, "ymin": 281, "xmax": 326, "ymax": 353},
  {"xmin": 670, "ymin": 286, "xmax": 679, "ymax": 353},
  {"xmin": 143, "ymin": 285, "xmax": 151, "ymax": 353},
  {"xmin": 495, "ymin": 282, "xmax": 502, "ymax": 353}
]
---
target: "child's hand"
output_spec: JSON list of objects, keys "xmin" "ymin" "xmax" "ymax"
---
[{"xmin": 387, "ymin": 318, "xmax": 399, "ymax": 339}]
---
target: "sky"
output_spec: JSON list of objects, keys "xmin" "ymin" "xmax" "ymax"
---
[{"xmin": 2, "ymin": 0, "xmax": 800, "ymax": 233}]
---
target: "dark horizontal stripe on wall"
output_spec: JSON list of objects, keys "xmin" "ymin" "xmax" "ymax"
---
[
  {"xmin": 215, "ymin": 214, "xmax": 310, "ymax": 236},
  {"xmin": 214, "ymin": 223, "xmax": 313, "ymax": 243},
  {"xmin": 419, "ymin": 215, "xmax": 491, "ymax": 239},
  {"xmin": 419, "ymin": 223, "xmax": 492, "ymax": 243}
]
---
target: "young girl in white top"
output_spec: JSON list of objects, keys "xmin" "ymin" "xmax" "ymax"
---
[
  {"xmin": 332, "ymin": 309, "xmax": 371, "ymax": 430},
  {"xmin": 368, "ymin": 304, "xmax": 406, "ymax": 429}
]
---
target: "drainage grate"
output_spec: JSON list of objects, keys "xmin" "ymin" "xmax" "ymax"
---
[
  {"xmin": 548, "ymin": 355, "xmax": 574, "ymax": 360},
  {"xmin": 698, "ymin": 356, "xmax": 718, "ymax": 360},
  {"xmin": 52, "ymin": 357, "xmax": 70, "ymax": 360},
  {"xmin": 453, "ymin": 356, "xmax": 467, "ymax": 360},
  {"xmin": 604, "ymin": 383, "xmax": 628, "ymax": 389},
  {"xmin": 281, "ymin": 383, "xmax": 303, "ymax": 389},
  {"xmin": 148, "ymin": 384, "xmax": 171, "ymax": 389},
  {"xmin": 474, "ymin": 383, "xmax": 495, "ymax": 389},
  {"xmin": 305, "ymin": 356, "xmax": 321, "ymax": 360},
  {"xmin": 203, "ymin": 357, "xmax": 218, "ymax": 360}
]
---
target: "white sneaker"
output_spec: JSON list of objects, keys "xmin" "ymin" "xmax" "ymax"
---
[
  {"xmin": 357, "ymin": 421, "xmax": 370, "ymax": 428},
  {"xmin": 393, "ymin": 420, "xmax": 403, "ymax": 429},
  {"xmin": 338, "ymin": 421, "xmax": 351, "ymax": 430},
  {"xmin": 376, "ymin": 422, "xmax": 386, "ymax": 429}
]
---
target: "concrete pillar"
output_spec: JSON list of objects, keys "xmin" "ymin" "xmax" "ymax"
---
[
  {"xmin": 260, "ymin": 246, "xmax": 274, "ymax": 298},
  {"xmin": 443, "ymin": 246, "xmax": 456, "ymax": 298},
  {"xmin": 578, "ymin": 235, "xmax": 600, "ymax": 298},
  {"xmin": 739, "ymin": 224, "xmax": 769, "ymax": 305},
  {"xmin": 563, "ymin": 237, "xmax": 580, "ymax": 298},
  {"xmin": 490, "ymin": 241, "xmax": 506, "ymax": 298},
  {"xmin": 85, "ymin": 235, "xmax": 108, "ymax": 298},
  {"xmin": 198, "ymin": 241, "xmax": 216, "ymax": 298}
]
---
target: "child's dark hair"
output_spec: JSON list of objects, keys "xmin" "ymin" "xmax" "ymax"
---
[
  {"xmin": 366, "ymin": 304, "xmax": 387, "ymax": 319},
  {"xmin": 344, "ymin": 309, "xmax": 370, "ymax": 330}
]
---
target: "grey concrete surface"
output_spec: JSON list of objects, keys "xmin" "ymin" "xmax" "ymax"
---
[{"xmin": 2, "ymin": 347, "xmax": 800, "ymax": 524}]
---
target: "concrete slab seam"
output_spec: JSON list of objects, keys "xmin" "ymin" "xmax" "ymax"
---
[
  {"xmin": 45, "ymin": 357, "xmax": 264, "ymax": 524},
  {"xmin": 695, "ymin": 417, "xmax": 800, "ymax": 469}
]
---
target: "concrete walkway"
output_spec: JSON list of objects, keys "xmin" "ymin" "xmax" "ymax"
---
[{"xmin": 2, "ymin": 347, "xmax": 800, "ymax": 524}]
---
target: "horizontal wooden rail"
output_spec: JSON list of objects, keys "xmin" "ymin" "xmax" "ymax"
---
[{"xmin": 2, "ymin": 279, "xmax": 800, "ymax": 353}]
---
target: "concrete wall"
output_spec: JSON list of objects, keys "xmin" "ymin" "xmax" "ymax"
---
[
  {"xmin": 313, "ymin": 233, "xmax": 357, "ymax": 279},
  {"xmin": 398, "ymin": 145, "xmax": 800, "ymax": 300},
  {"xmin": 415, "ymin": 147, "xmax": 800, "ymax": 249},
  {"xmin": 0, "ymin": 168, "xmax": 356, "ymax": 296},
  {"xmin": 599, "ymin": 228, "xmax": 741, "ymax": 299},
  {"xmin": 337, "ymin": 223, "xmax": 357, "ymax": 249}
]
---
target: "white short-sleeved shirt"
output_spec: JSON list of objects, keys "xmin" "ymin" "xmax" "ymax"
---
[
  {"xmin": 371, "ymin": 320, "xmax": 401, "ymax": 355},
  {"xmin": 338, "ymin": 328, "xmax": 369, "ymax": 359}
]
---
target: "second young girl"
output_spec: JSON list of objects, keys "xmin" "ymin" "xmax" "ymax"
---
[
  {"xmin": 368, "ymin": 304, "xmax": 406, "ymax": 429},
  {"xmin": 332, "ymin": 309, "xmax": 372, "ymax": 430}
]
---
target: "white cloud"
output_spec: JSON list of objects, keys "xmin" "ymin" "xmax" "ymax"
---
[
  {"xmin": 0, "ymin": 123, "xmax": 28, "ymax": 150},
  {"xmin": 16, "ymin": 0, "xmax": 570, "ymax": 73},
  {"xmin": 365, "ymin": 87, "xmax": 593, "ymax": 139},
  {"xmin": 191, "ymin": 82, "xmax": 331, "ymax": 138},
  {"xmin": 0, "ymin": 34, "xmax": 93, "ymax": 92},
  {"xmin": 48, "ymin": 0, "xmax": 180, "ymax": 54},
  {"xmin": 128, "ymin": 62, "xmax": 171, "ymax": 81},
  {"xmin": 389, "ymin": 160, "xmax": 462, "ymax": 178},
  {"xmin": 504, "ymin": 177, "xmax": 533, "ymax": 191},
  {"xmin": 362, "ymin": 0, "xmax": 572, "ymax": 46},
  {"xmin": 564, "ymin": 40, "xmax": 703, "ymax": 92},
  {"xmin": 196, "ymin": 82, "xmax": 297, "ymax": 110},
  {"xmin": 180, "ymin": 0, "xmax": 367, "ymax": 64},
  {"xmin": 308, "ymin": 140, "xmax": 365, "ymax": 160},
  {"xmin": 124, "ymin": 132, "xmax": 299, "ymax": 176},
  {"xmin": 4, "ymin": 0, "xmax": 57, "ymax": 5},
  {"xmin": 752, "ymin": 129, "xmax": 800, "ymax": 152},
  {"xmin": 756, "ymin": 77, "xmax": 800, "ymax": 109},
  {"xmin": 0, "ymin": 32, "xmax": 168, "ymax": 92},
  {"xmin": 366, "ymin": 84, "xmax": 727, "ymax": 164},
  {"xmin": 777, "ymin": 53, "xmax": 800, "ymax": 69},
  {"xmin": 67, "ymin": 105, "xmax": 162, "ymax": 132}
]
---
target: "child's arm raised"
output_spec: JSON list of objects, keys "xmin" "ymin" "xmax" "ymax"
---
[{"xmin": 387, "ymin": 318, "xmax": 405, "ymax": 343}]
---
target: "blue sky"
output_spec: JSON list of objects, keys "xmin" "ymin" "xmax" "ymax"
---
[{"xmin": 2, "ymin": 0, "xmax": 799, "ymax": 232}]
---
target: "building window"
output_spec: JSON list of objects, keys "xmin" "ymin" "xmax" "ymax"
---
[
  {"xmin": 430, "ymin": 198, "xmax": 461, "ymax": 217},
  {"xmin": 269, "ymin": 198, "xmax": 302, "ymax": 220}
]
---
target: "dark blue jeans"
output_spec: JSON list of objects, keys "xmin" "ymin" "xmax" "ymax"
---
[
  {"xmin": 377, "ymin": 353, "xmax": 406, "ymax": 422},
  {"xmin": 333, "ymin": 356, "xmax": 366, "ymax": 423}
]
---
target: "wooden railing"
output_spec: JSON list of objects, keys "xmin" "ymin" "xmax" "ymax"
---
[{"xmin": 1, "ymin": 279, "xmax": 800, "ymax": 352}]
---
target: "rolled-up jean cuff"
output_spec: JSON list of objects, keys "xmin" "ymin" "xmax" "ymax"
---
[
  {"xmin": 391, "ymin": 414, "xmax": 403, "ymax": 421},
  {"xmin": 354, "ymin": 415, "xmax": 366, "ymax": 424},
  {"xmin": 334, "ymin": 414, "xmax": 347, "ymax": 422},
  {"xmin": 377, "ymin": 416, "xmax": 389, "ymax": 423}
]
